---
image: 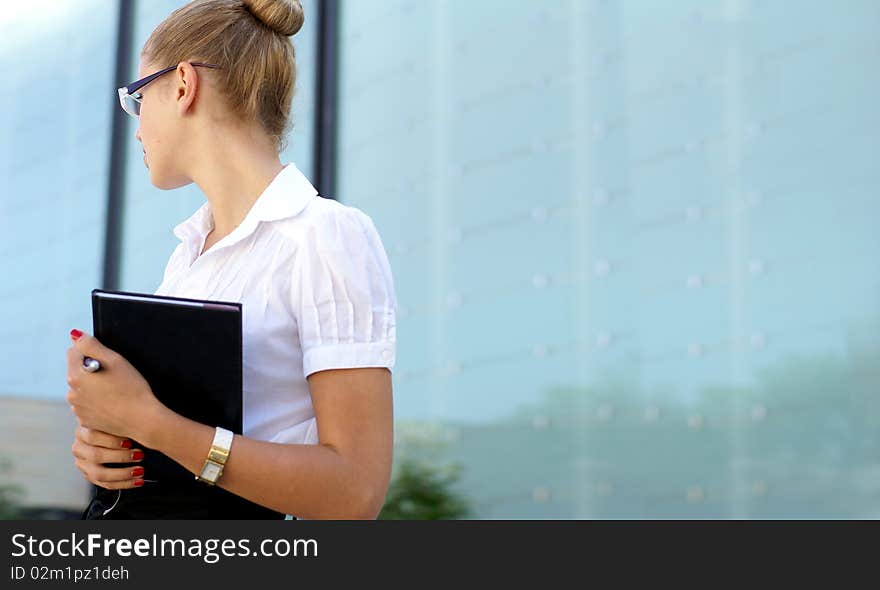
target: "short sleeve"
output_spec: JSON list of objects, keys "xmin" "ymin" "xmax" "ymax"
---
[{"xmin": 290, "ymin": 207, "xmax": 397, "ymax": 379}]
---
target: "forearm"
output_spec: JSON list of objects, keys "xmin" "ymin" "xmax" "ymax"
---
[{"xmin": 141, "ymin": 403, "xmax": 377, "ymax": 519}]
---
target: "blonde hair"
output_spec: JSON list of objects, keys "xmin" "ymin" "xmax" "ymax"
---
[{"xmin": 142, "ymin": 0, "xmax": 305, "ymax": 153}]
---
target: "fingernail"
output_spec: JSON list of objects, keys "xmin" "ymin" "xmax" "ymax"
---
[
  {"xmin": 133, "ymin": 479, "xmax": 144, "ymax": 487},
  {"xmin": 131, "ymin": 450, "xmax": 144, "ymax": 461},
  {"xmin": 70, "ymin": 329, "xmax": 83, "ymax": 340},
  {"xmin": 131, "ymin": 466, "xmax": 144, "ymax": 477},
  {"xmin": 120, "ymin": 440, "xmax": 132, "ymax": 449}
]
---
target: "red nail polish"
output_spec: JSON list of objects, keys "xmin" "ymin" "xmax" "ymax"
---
[
  {"xmin": 131, "ymin": 466, "xmax": 144, "ymax": 477},
  {"xmin": 131, "ymin": 450, "xmax": 144, "ymax": 461},
  {"xmin": 70, "ymin": 329, "xmax": 83, "ymax": 340},
  {"xmin": 133, "ymin": 479, "xmax": 144, "ymax": 487},
  {"xmin": 120, "ymin": 440, "xmax": 132, "ymax": 449}
]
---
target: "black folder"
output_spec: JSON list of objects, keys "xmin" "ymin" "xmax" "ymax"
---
[{"xmin": 90, "ymin": 288, "xmax": 242, "ymax": 485}]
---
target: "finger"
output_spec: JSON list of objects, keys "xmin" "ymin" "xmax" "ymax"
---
[
  {"xmin": 75, "ymin": 457, "xmax": 145, "ymax": 488},
  {"xmin": 92, "ymin": 476, "xmax": 145, "ymax": 490},
  {"xmin": 76, "ymin": 425, "xmax": 132, "ymax": 450},
  {"xmin": 71, "ymin": 439, "xmax": 144, "ymax": 464},
  {"xmin": 70, "ymin": 330, "xmax": 119, "ymax": 368},
  {"xmin": 92, "ymin": 463, "xmax": 146, "ymax": 483},
  {"xmin": 74, "ymin": 459, "xmax": 92, "ymax": 481},
  {"xmin": 66, "ymin": 346, "xmax": 86, "ymax": 371},
  {"xmin": 65, "ymin": 350, "xmax": 79, "ymax": 386}
]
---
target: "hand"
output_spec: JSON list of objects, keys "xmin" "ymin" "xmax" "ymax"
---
[
  {"xmin": 71, "ymin": 425, "xmax": 146, "ymax": 489},
  {"xmin": 66, "ymin": 328, "xmax": 163, "ymax": 442}
]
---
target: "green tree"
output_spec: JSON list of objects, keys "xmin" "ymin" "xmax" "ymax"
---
[
  {"xmin": 379, "ymin": 456, "xmax": 471, "ymax": 519},
  {"xmin": 379, "ymin": 423, "xmax": 472, "ymax": 519}
]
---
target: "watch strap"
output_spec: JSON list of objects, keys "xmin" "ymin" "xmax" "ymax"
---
[{"xmin": 195, "ymin": 427, "xmax": 234, "ymax": 485}]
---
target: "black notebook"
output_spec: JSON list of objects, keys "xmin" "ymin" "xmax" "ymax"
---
[{"xmin": 90, "ymin": 288, "xmax": 242, "ymax": 485}]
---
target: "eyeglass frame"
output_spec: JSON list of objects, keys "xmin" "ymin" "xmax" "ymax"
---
[{"xmin": 117, "ymin": 62, "xmax": 222, "ymax": 118}]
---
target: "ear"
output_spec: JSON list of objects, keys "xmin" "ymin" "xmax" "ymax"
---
[{"xmin": 174, "ymin": 61, "xmax": 199, "ymax": 116}]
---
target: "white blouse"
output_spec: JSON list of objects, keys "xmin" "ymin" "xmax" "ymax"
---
[{"xmin": 152, "ymin": 162, "xmax": 397, "ymax": 516}]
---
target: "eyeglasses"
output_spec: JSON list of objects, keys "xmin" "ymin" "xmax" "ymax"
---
[{"xmin": 117, "ymin": 62, "xmax": 222, "ymax": 118}]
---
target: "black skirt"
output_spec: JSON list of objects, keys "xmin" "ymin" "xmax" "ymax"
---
[{"xmin": 80, "ymin": 481, "xmax": 292, "ymax": 520}]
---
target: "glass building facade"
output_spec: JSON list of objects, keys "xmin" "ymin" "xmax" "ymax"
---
[
  {"xmin": 0, "ymin": 1, "xmax": 117, "ymax": 396},
  {"xmin": 1, "ymin": 0, "xmax": 878, "ymax": 518},
  {"xmin": 337, "ymin": 0, "xmax": 880, "ymax": 518}
]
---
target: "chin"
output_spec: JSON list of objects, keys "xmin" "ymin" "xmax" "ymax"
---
[{"xmin": 150, "ymin": 168, "xmax": 193, "ymax": 190}]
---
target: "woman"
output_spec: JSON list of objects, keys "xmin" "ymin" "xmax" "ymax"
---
[{"xmin": 66, "ymin": 0, "xmax": 396, "ymax": 519}]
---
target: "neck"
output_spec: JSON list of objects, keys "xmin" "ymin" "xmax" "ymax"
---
[{"xmin": 187, "ymin": 127, "xmax": 285, "ymax": 237}]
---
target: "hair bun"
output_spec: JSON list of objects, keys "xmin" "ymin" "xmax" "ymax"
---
[{"xmin": 242, "ymin": 0, "xmax": 304, "ymax": 36}]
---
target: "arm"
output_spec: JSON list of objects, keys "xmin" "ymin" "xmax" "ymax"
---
[{"xmin": 142, "ymin": 366, "xmax": 393, "ymax": 520}]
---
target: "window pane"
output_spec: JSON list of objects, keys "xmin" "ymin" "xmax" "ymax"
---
[
  {"xmin": 0, "ymin": 0, "xmax": 117, "ymax": 398},
  {"xmin": 337, "ymin": 0, "xmax": 880, "ymax": 517}
]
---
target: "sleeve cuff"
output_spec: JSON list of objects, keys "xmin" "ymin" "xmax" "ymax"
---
[{"xmin": 302, "ymin": 341, "xmax": 396, "ymax": 378}]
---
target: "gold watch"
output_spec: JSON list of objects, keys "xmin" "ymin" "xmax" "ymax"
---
[{"xmin": 195, "ymin": 426, "xmax": 234, "ymax": 485}]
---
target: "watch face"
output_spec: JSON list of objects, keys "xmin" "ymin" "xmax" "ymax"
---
[{"xmin": 201, "ymin": 462, "xmax": 221, "ymax": 480}]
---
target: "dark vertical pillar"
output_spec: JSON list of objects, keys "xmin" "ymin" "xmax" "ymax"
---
[
  {"xmin": 313, "ymin": 0, "xmax": 339, "ymax": 200},
  {"xmin": 102, "ymin": 0, "xmax": 135, "ymax": 290},
  {"xmin": 85, "ymin": 0, "xmax": 135, "ymax": 516}
]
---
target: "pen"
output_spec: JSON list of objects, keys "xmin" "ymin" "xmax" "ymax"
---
[{"xmin": 82, "ymin": 356, "xmax": 101, "ymax": 373}]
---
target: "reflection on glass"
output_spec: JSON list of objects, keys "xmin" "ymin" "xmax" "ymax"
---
[
  {"xmin": 0, "ymin": 0, "xmax": 117, "ymax": 397},
  {"xmin": 338, "ymin": 0, "xmax": 880, "ymax": 517}
]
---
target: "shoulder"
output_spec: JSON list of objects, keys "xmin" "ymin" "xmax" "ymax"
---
[
  {"xmin": 270, "ymin": 195, "xmax": 386, "ymax": 251},
  {"xmin": 270, "ymin": 196, "xmax": 396, "ymax": 304}
]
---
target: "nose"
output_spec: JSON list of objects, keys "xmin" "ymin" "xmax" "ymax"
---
[{"xmin": 135, "ymin": 126, "xmax": 142, "ymax": 143}]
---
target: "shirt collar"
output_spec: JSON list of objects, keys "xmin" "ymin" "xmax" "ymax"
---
[{"xmin": 172, "ymin": 161, "xmax": 318, "ymax": 245}]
